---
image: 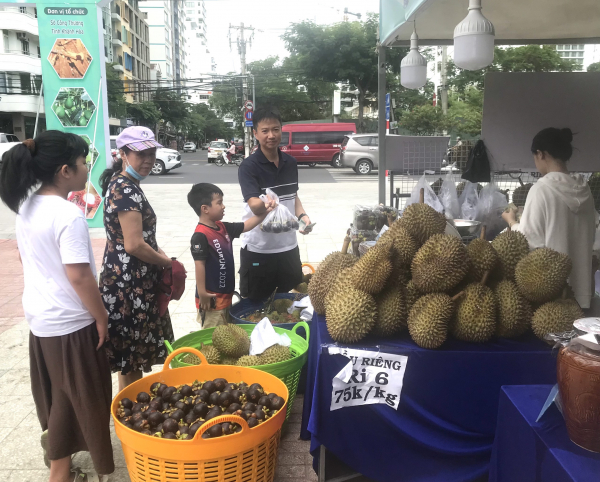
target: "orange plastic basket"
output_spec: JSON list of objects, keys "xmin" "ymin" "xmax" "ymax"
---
[{"xmin": 111, "ymin": 347, "xmax": 289, "ymax": 482}]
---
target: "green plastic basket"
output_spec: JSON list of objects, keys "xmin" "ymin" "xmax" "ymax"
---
[{"xmin": 165, "ymin": 322, "xmax": 310, "ymax": 421}]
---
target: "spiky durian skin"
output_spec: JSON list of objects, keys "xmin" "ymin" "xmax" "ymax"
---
[
  {"xmin": 512, "ymin": 183, "xmax": 533, "ymax": 207},
  {"xmin": 494, "ymin": 280, "xmax": 532, "ymax": 338},
  {"xmin": 531, "ymin": 299, "xmax": 584, "ymax": 340},
  {"xmin": 273, "ymin": 298, "xmax": 293, "ymax": 314},
  {"xmin": 236, "ymin": 355, "xmax": 261, "ymax": 366},
  {"xmin": 308, "ymin": 252, "xmax": 358, "ymax": 315},
  {"xmin": 200, "ymin": 343, "xmax": 222, "ymax": 364},
  {"xmin": 515, "ymin": 248, "xmax": 572, "ymax": 303},
  {"xmin": 398, "ymin": 203, "xmax": 446, "ymax": 246},
  {"xmin": 212, "ymin": 324, "xmax": 250, "ymax": 358},
  {"xmin": 451, "ymin": 283, "xmax": 496, "ymax": 343},
  {"xmin": 344, "ymin": 244, "xmax": 392, "ymax": 295},
  {"xmin": 411, "ymin": 234, "xmax": 468, "ymax": 293},
  {"xmin": 382, "ymin": 223, "xmax": 419, "ymax": 273},
  {"xmin": 259, "ymin": 344, "xmax": 293, "ymax": 364},
  {"xmin": 408, "ymin": 293, "xmax": 453, "ymax": 349},
  {"xmin": 373, "ymin": 285, "xmax": 406, "ymax": 337},
  {"xmin": 404, "ymin": 280, "xmax": 420, "ymax": 314},
  {"xmin": 326, "ymin": 288, "xmax": 377, "ymax": 343},
  {"xmin": 466, "ymin": 238, "xmax": 499, "ymax": 282},
  {"xmin": 491, "ymin": 231, "xmax": 530, "ymax": 280},
  {"xmin": 295, "ymin": 282, "xmax": 308, "ymax": 293},
  {"xmin": 220, "ymin": 357, "xmax": 239, "ymax": 365}
]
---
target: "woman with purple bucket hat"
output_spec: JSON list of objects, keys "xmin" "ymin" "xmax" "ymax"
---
[{"xmin": 99, "ymin": 126, "xmax": 175, "ymax": 390}]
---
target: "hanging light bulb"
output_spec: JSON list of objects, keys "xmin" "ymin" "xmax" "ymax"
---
[
  {"xmin": 454, "ymin": 0, "xmax": 495, "ymax": 70},
  {"xmin": 401, "ymin": 26, "xmax": 427, "ymax": 90}
]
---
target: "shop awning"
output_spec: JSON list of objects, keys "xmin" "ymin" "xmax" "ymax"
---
[{"xmin": 380, "ymin": 0, "xmax": 600, "ymax": 47}]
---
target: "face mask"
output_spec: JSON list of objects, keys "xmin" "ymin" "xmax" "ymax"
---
[{"xmin": 122, "ymin": 153, "xmax": 148, "ymax": 181}]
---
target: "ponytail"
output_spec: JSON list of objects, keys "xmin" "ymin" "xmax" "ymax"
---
[
  {"xmin": 100, "ymin": 157, "xmax": 123, "ymax": 196},
  {"xmin": 0, "ymin": 130, "xmax": 87, "ymax": 213}
]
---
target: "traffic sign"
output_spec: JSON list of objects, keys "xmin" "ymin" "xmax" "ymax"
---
[
  {"xmin": 244, "ymin": 100, "xmax": 254, "ymax": 111},
  {"xmin": 245, "ymin": 111, "xmax": 253, "ymax": 121},
  {"xmin": 245, "ymin": 121, "xmax": 253, "ymax": 127}
]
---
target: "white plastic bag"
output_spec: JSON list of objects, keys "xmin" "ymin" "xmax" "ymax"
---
[
  {"xmin": 475, "ymin": 183, "xmax": 509, "ymax": 240},
  {"xmin": 259, "ymin": 188, "xmax": 299, "ymax": 234},
  {"xmin": 249, "ymin": 318, "xmax": 292, "ymax": 356},
  {"xmin": 288, "ymin": 298, "xmax": 314, "ymax": 322},
  {"xmin": 405, "ymin": 172, "xmax": 444, "ymax": 213},
  {"xmin": 438, "ymin": 172, "xmax": 460, "ymax": 220},
  {"xmin": 459, "ymin": 181, "xmax": 479, "ymax": 220}
]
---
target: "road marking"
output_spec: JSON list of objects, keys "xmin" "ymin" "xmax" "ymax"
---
[{"xmin": 192, "ymin": 163, "xmax": 199, "ymax": 165}]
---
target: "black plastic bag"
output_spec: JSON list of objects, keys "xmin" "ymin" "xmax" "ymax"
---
[{"xmin": 462, "ymin": 139, "xmax": 490, "ymax": 183}]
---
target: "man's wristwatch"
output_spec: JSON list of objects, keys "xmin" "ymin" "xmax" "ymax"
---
[{"xmin": 298, "ymin": 213, "xmax": 308, "ymax": 221}]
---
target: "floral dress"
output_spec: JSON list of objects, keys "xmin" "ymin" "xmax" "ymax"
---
[{"xmin": 99, "ymin": 173, "xmax": 174, "ymax": 374}]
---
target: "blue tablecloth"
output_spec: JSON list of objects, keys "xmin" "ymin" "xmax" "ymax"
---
[
  {"xmin": 301, "ymin": 314, "xmax": 558, "ymax": 482},
  {"xmin": 490, "ymin": 385, "xmax": 600, "ymax": 482}
]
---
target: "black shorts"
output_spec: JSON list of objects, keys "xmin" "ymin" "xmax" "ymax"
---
[{"xmin": 239, "ymin": 246, "xmax": 303, "ymax": 300}]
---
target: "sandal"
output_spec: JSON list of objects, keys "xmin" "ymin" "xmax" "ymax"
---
[{"xmin": 70, "ymin": 467, "xmax": 103, "ymax": 482}]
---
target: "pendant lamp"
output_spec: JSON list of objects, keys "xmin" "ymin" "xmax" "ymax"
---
[
  {"xmin": 453, "ymin": 0, "xmax": 495, "ymax": 70},
  {"xmin": 401, "ymin": 27, "xmax": 427, "ymax": 90}
]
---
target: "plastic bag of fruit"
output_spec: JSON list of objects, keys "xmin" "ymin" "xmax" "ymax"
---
[
  {"xmin": 438, "ymin": 171, "xmax": 460, "ymax": 219},
  {"xmin": 405, "ymin": 172, "xmax": 444, "ymax": 213},
  {"xmin": 259, "ymin": 188, "xmax": 299, "ymax": 234}
]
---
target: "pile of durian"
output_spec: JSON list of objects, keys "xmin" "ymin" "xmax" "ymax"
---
[{"xmin": 309, "ymin": 201, "xmax": 583, "ymax": 349}]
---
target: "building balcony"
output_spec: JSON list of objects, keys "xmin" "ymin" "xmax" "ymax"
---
[
  {"xmin": 0, "ymin": 93, "xmax": 45, "ymax": 115},
  {"xmin": 113, "ymin": 63, "xmax": 124, "ymax": 73},
  {"xmin": 0, "ymin": 9, "xmax": 39, "ymax": 36},
  {"xmin": 111, "ymin": 5, "xmax": 121, "ymax": 22},
  {"xmin": 0, "ymin": 51, "xmax": 42, "ymax": 76}
]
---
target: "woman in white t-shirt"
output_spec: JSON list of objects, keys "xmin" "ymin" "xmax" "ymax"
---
[{"xmin": 0, "ymin": 131, "xmax": 114, "ymax": 482}]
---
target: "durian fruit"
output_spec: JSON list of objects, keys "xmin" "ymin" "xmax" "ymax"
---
[
  {"xmin": 587, "ymin": 173, "xmax": 600, "ymax": 212},
  {"xmin": 182, "ymin": 353, "xmax": 202, "ymax": 365},
  {"xmin": 398, "ymin": 203, "xmax": 446, "ymax": 246},
  {"xmin": 404, "ymin": 280, "xmax": 420, "ymax": 314},
  {"xmin": 295, "ymin": 282, "xmax": 308, "ymax": 293},
  {"xmin": 381, "ymin": 222, "xmax": 418, "ymax": 272},
  {"xmin": 451, "ymin": 278, "xmax": 496, "ymax": 343},
  {"xmin": 494, "ymin": 280, "xmax": 532, "ymax": 338},
  {"xmin": 308, "ymin": 252, "xmax": 358, "ymax": 315},
  {"xmin": 491, "ymin": 230, "xmax": 530, "ymax": 280},
  {"xmin": 408, "ymin": 293, "xmax": 454, "ymax": 349},
  {"xmin": 515, "ymin": 248, "xmax": 572, "ymax": 303},
  {"xmin": 466, "ymin": 227, "xmax": 499, "ymax": 282},
  {"xmin": 431, "ymin": 178, "xmax": 444, "ymax": 196},
  {"xmin": 259, "ymin": 344, "xmax": 293, "ymax": 364},
  {"xmin": 326, "ymin": 287, "xmax": 377, "ymax": 343},
  {"xmin": 512, "ymin": 183, "xmax": 533, "ymax": 207},
  {"xmin": 411, "ymin": 234, "xmax": 468, "ymax": 293},
  {"xmin": 373, "ymin": 285, "xmax": 406, "ymax": 337},
  {"xmin": 273, "ymin": 298, "xmax": 293, "ymax": 314},
  {"xmin": 302, "ymin": 273, "xmax": 313, "ymax": 284},
  {"xmin": 199, "ymin": 343, "xmax": 221, "ymax": 364},
  {"xmin": 212, "ymin": 324, "xmax": 250, "ymax": 358},
  {"xmin": 237, "ymin": 355, "xmax": 261, "ymax": 366},
  {"xmin": 344, "ymin": 244, "xmax": 392, "ymax": 295},
  {"xmin": 456, "ymin": 182, "xmax": 483, "ymax": 198},
  {"xmin": 220, "ymin": 357, "xmax": 239, "ymax": 365},
  {"xmin": 531, "ymin": 298, "xmax": 584, "ymax": 340}
]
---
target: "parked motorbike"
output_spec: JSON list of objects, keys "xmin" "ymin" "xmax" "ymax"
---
[{"xmin": 215, "ymin": 152, "xmax": 243, "ymax": 167}]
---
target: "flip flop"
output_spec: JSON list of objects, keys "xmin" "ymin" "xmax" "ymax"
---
[{"xmin": 71, "ymin": 467, "xmax": 102, "ymax": 482}]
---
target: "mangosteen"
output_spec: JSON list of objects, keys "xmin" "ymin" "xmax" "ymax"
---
[
  {"xmin": 208, "ymin": 424, "xmax": 223, "ymax": 438},
  {"xmin": 120, "ymin": 408, "xmax": 132, "ymax": 418},
  {"xmin": 189, "ymin": 421, "xmax": 203, "ymax": 438},
  {"xmin": 156, "ymin": 384, "xmax": 168, "ymax": 397},
  {"xmin": 196, "ymin": 389, "xmax": 210, "ymax": 401},
  {"xmin": 120, "ymin": 398, "xmax": 134, "ymax": 410},
  {"xmin": 174, "ymin": 401, "xmax": 190, "ymax": 414},
  {"xmin": 227, "ymin": 403, "xmax": 242, "ymax": 414},
  {"xmin": 213, "ymin": 378, "xmax": 228, "ymax": 391},
  {"xmin": 149, "ymin": 399, "xmax": 162, "ymax": 411},
  {"xmin": 202, "ymin": 432, "xmax": 211, "ymax": 439},
  {"xmin": 254, "ymin": 409, "xmax": 266, "ymax": 421},
  {"xmin": 238, "ymin": 382, "xmax": 249, "ymax": 392},
  {"xmin": 141, "ymin": 429, "xmax": 153, "ymax": 436},
  {"xmin": 140, "ymin": 406, "xmax": 151, "ymax": 419},
  {"xmin": 261, "ymin": 223, "xmax": 272, "ymax": 233},
  {"xmin": 218, "ymin": 392, "xmax": 233, "ymax": 408},
  {"xmin": 267, "ymin": 393, "xmax": 277, "ymax": 400},
  {"xmin": 292, "ymin": 220, "xmax": 300, "ymax": 230},
  {"xmin": 246, "ymin": 388, "xmax": 262, "ymax": 403},
  {"xmin": 163, "ymin": 432, "xmax": 177, "ymax": 440},
  {"xmin": 150, "ymin": 382, "xmax": 161, "ymax": 393},
  {"xmin": 178, "ymin": 426, "xmax": 190, "ymax": 437},
  {"xmin": 193, "ymin": 402, "xmax": 209, "ymax": 418},
  {"xmin": 258, "ymin": 396, "xmax": 271, "ymax": 409},
  {"xmin": 162, "ymin": 387, "xmax": 176, "ymax": 402},
  {"xmin": 131, "ymin": 412, "xmax": 144, "ymax": 424},
  {"xmin": 230, "ymin": 390, "xmax": 243, "ymax": 403},
  {"xmin": 249, "ymin": 383, "xmax": 263, "ymax": 392},
  {"xmin": 170, "ymin": 392, "xmax": 184, "ymax": 405},
  {"xmin": 122, "ymin": 421, "xmax": 134, "ymax": 430},
  {"xmin": 243, "ymin": 402, "xmax": 257, "ymax": 412},
  {"xmin": 136, "ymin": 392, "xmax": 150, "ymax": 404},
  {"xmin": 205, "ymin": 408, "xmax": 223, "ymax": 421},
  {"xmin": 170, "ymin": 409, "xmax": 185, "ymax": 422},
  {"xmin": 147, "ymin": 411, "xmax": 164, "ymax": 427},
  {"xmin": 184, "ymin": 396, "xmax": 195, "ymax": 406},
  {"xmin": 225, "ymin": 383, "xmax": 238, "ymax": 391},
  {"xmin": 162, "ymin": 418, "xmax": 179, "ymax": 434},
  {"xmin": 240, "ymin": 411, "xmax": 253, "ymax": 421},
  {"xmin": 208, "ymin": 392, "xmax": 220, "ymax": 406},
  {"xmin": 271, "ymin": 396, "xmax": 285, "ymax": 411},
  {"xmin": 247, "ymin": 418, "xmax": 259, "ymax": 428},
  {"xmin": 180, "ymin": 385, "xmax": 193, "ymax": 397},
  {"xmin": 183, "ymin": 412, "xmax": 197, "ymax": 426},
  {"xmin": 203, "ymin": 381, "xmax": 217, "ymax": 394},
  {"xmin": 162, "ymin": 402, "xmax": 171, "ymax": 412},
  {"xmin": 221, "ymin": 422, "xmax": 233, "ymax": 435},
  {"xmin": 133, "ymin": 419, "xmax": 149, "ymax": 432},
  {"xmin": 132, "ymin": 403, "xmax": 143, "ymax": 413},
  {"xmin": 271, "ymin": 222, "xmax": 282, "ymax": 234}
]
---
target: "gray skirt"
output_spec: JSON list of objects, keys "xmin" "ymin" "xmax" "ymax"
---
[{"xmin": 29, "ymin": 322, "xmax": 115, "ymax": 475}]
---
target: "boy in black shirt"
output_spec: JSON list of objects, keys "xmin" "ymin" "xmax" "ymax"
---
[{"xmin": 188, "ymin": 183, "xmax": 274, "ymax": 328}]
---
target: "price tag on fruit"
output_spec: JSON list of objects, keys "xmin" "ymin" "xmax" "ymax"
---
[{"xmin": 328, "ymin": 347, "xmax": 408, "ymax": 411}]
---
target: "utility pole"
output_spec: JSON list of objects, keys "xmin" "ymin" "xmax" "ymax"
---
[
  {"xmin": 440, "ymin": 46, "xmax": 448, "ymax": 115},
  {"xmin": 229, "ymin": 23, "xmax": 255, "ymax": 157}
]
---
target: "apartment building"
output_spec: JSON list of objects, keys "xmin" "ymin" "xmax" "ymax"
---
[
  {"xmin": 0, "ymin": 6, "xmax": 44, "ymax": 140},
  {"xmin": 556, "ymin": 44, "xmax": 600, "ymax": 71},
  {"xmin": 184, "ymin": 0, "xmax": 215, "ymax": 105}
]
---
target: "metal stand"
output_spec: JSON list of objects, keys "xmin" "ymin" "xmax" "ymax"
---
[{"xmin": 318, "ymin": 445, "xmax": 365, "ymax": 482}]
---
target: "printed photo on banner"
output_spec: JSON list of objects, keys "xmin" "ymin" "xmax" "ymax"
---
[{"xmin": 48, "ymin": 38, "xmax": 92, "ymax": 79}]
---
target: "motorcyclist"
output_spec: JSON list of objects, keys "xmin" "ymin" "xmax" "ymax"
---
[{"xmin": 225, "ymin": 142, "xmax": 236, "ymax": 164}]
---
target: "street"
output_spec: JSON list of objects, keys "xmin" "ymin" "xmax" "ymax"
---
[{"xmin": 144, "ymin": 150, "xmax": 380, "ymax": 185}]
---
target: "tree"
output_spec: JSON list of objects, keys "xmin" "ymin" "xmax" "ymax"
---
[
  {"xmin": 127, "ymin": 102, "xmax": 161, "ymax": 130},
  {"xmin": 400, "ymin": 105, "xmax": 454, "ymax": 136},
  {"xmin": 283, "ymin": 14, "xmax": 402, "ymax": 132},
  {"xmin": 185, "ymin": 103, "xmax": 232, "ymax": 143},
  {"xmin": 105, "ymin": 63, "xmax": 127, "ymax": 119},
  {"xmin": 152, "ymin": 88, "xmax": 190, "ymax": 130},
  {"xmin": 588, "ymin": 62, "xmax": 600, "ymax": 72}
]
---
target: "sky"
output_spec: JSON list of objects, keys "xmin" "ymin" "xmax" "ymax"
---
[{"xmin": 203, "ymin": 0, "xmax": 380, "ymax": 75}]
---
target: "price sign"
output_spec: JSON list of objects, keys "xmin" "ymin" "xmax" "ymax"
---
[{"xmin": 329, "ymin": 347, "xmax": 408, "ymax": 411}]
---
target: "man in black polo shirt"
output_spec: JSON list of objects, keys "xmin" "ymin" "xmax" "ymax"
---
[{"xmin": 238, "ymin": 107, "xmax": 311, "ymax": 300}]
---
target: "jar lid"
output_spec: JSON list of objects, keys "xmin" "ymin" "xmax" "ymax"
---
[{"xmin": 573, "ymin": 318, "xmax": 600, "ymax": 334}]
